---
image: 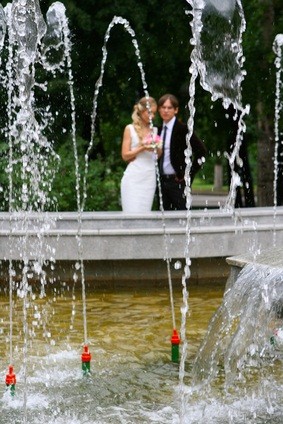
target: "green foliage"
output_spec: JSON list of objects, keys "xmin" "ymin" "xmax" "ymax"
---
[
  {"xmin": 0, "ymin": 0, "xmax": 281, "ymax": 209},
  {"xmin": 84, "ymin": 153, "xmax": 124, "ymax": 211},
  {"xmin": 0, "ymin": 140, "xmax": 9, "ymax": 210},
  {"xmin": 52, "ymin": 135, "xmax": 124, "ymax": 211}
]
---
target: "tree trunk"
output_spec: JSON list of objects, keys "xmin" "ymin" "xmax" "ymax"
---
[
  {"xmin": 256, "ymin": 102, "xmax": 275, "ymax": 205},
  {"xmin": 256, "ymin": 1, "xmax": 275, "ymax": 206}
]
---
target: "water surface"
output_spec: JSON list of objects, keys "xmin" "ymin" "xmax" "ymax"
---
[{"xmin": 0, "ymin": 281, "xmax": 224, "ymax": 423}]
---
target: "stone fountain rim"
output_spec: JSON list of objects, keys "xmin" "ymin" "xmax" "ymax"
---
[{"xmin": 227, "ymin": 246, "xmax": 283, "ymax": 269}]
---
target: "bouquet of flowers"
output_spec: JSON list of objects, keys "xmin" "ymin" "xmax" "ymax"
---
[{"xmin": 143, "ymin": 133, "xmax": 163, "ymax": 149}]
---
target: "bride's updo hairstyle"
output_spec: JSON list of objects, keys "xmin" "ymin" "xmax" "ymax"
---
[{"xmin": 132, "ymin": 96, "xmax": 157, "ymax": 144}]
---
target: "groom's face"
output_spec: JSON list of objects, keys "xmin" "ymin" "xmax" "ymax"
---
[{"xmin": 158, "ymin": 99, "xmax": 178, "ymax": 124}]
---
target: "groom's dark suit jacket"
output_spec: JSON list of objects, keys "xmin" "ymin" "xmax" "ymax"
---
[{"xmin": 158, "ymin": 119, "xmax": 207, "ymax": 182}]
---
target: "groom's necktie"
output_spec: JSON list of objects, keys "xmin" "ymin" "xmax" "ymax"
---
[
  {"xmin": 162, "ymin": 125, "xmax": 167, "ymax": 143},
  {"xmin": 160, "ymin": 125, "xmax": 167, "ymax": 175}
]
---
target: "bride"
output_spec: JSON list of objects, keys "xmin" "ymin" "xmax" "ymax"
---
[{"xmin": 120, "ymin": 96, "xmax": 162, "ymax": 213}]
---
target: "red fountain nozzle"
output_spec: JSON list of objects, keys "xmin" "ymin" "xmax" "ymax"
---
[
  {"xmin": 81, "ymin": 345, "xmax": 91, "ymax": 375},
  {"xmin": 5, "ymin": 365, "xmax": 16, "ymax": 396},
  {"xmin": 171, "ymin": 329, "xmax": 181, "ymax": 345},
  {"xmin": 81, "ymin": 345, "xmax": 91, "ymax": 362}
]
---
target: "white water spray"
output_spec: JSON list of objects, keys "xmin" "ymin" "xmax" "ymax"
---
[
  {"xmin": 178, "ymin": 1, "xmax": 249, "ymax": 421},
  {"xmin": 272, "ymin": 34, "xmax": 283, "ymax": 244},
  {"xmin": 0, "ymin": 1, "xmax": 80, "ymax": 420}
]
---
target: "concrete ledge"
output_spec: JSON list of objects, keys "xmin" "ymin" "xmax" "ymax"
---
[
  {"xmin": 226, "ymin": 246, "xmax": 283, "ymax": 290},
  {"xmin": 226, "ymin": 246, "xmax": 283, "ymax": 269},
  {"xmin": 0, "ymin": 257, "xmax": 231, "ymax": 285},
  {"xmin": 1, "ymin": 206, "xmax": 282, "ymax": 283},
  {"xmin": 0, "ymin": 206, "xmax": 282, "ymax": 261}
]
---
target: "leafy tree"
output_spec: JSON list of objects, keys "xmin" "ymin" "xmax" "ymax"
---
[
  {"xmin": 242, "ymin": 0, "xmax": 283, "ymax": 205},
  {"xmin": 0, "ymin": 0, "xmax": 282, "ymax": 210}
]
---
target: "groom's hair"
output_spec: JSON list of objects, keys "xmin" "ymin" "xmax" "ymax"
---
[{"xmin": 158, "ymin": 94, "xmax": 179, "ymax": 109}]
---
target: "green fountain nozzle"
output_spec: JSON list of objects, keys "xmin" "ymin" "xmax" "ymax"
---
[{"xmin": 171, "ymin": 329, "xmax": 181, "ymax": 363}]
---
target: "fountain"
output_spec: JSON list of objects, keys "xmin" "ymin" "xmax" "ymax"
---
[
  {"xmin": 0, "ymin": 1, "xmax": 186, "ymax": 422},
  {"xmin": 0, "ymin": 0, "xmax": 282, "ymax": 423},
  {"xmin": 179, "ymin": 1, "xmax": 283, "ymax": 422},
  {"xmin": 0, "ymin": 0, "xmax": 91, "ymax": 418},
  {"xmin": 187, "ymin": 248, "xmax": 283, "ymax": 423}
]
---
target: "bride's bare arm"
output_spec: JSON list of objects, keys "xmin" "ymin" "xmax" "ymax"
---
[{"xmin": 121, "ymin": 125, "xmax": 145, "ymax": 162}]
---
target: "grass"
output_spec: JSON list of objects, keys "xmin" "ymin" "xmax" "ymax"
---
[{"xmin": 192, "ymin": 177, "xmax": 229, "ymax": 194}]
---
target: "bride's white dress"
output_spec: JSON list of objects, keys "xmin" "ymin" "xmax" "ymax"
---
[{"xmin": 121, "ymin": 124, "xmax": 157, "ymax": 213}]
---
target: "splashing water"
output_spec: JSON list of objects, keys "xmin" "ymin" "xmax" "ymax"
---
[
  {"xmin": 272, "ymin": 34, "xmax": 283, "ymax": 244},
  {"xmin": 190, "ymin": 0, "xmax": 245, "ymax": 106},
  {"xmin": 186, "ymin": 0, "xmax": 249, "ymax": 211},
  {"xmin": 178, "ymin": 1, "xmax": 249, "ymax": 421},
  {"xmin": 0, "ymin": 7, "xmax": 181, "ymax": 421},
  {"xmin": 0, "ymin": 1, "xmax": 81, "ymax": 421},
  {"xmin": 190, "ymin": 261, "xmax": 283, "ymax": 420}
]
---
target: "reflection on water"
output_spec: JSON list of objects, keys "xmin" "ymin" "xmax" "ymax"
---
[{"xmin": 0, "ymin": 282, "xmax": 224, "ymax": 423}]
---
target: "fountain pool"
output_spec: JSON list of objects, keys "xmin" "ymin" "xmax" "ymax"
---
[
  {"xmin": 0, "ymin": 281, "xmax": 224, "ymax": 423},
  {"xmin": 1, "ymin": 277, "xmax": 282, "ymax": 423}
]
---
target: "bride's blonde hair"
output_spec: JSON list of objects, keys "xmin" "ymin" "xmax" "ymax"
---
[{"xmin": 132, "ymin": 96, "xmax": 157, "ymax": 145}]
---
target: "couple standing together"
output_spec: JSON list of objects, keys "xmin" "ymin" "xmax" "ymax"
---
[{"xmin": 120, "ymin": 94, "xmax": 207, "ymax": 213}]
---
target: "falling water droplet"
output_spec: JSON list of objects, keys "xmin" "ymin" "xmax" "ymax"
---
[{"xmin": 174, "ymin": 261, "xmax": 182, "ymax": 270}]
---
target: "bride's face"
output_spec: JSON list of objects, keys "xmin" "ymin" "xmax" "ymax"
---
[{"xmin": 141, "ymin": 105, "xmax": 157, "ymax": 125}]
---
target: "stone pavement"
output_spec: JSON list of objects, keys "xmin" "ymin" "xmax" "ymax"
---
[{"xmin": 191, "ymin": 191, "xmax": 227, "ymax": 209}]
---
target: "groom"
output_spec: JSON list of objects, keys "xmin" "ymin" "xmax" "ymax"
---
[{"xmin": 157, "ymin": 93, "xmax": 207, "ymax": 210}]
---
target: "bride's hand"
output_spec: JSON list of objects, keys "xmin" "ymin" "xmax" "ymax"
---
[{"xmin": 143, "ymin": 144, "xmax": 155, "ymax": 150}]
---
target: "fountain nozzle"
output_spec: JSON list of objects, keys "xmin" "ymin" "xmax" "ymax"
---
[
  {"xmin": 171, "ymin": 329, "xmax": 180, "ymax": 363},
  {"xmin": 81, "ymin": 345, "xmax": 91, "ymax": 375},
  {"xmin": 5, "ymin": 365, "xmax": 16, "ymax": 396}
]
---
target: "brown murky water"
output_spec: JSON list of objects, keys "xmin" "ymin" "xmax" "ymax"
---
[
  {"xmin": 1, "ymin": 280, "xmax": 282, "ymax": 423},
  {"xmin": 0, "ymin": 280, "xmax": 225, "ymax": 423}
]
